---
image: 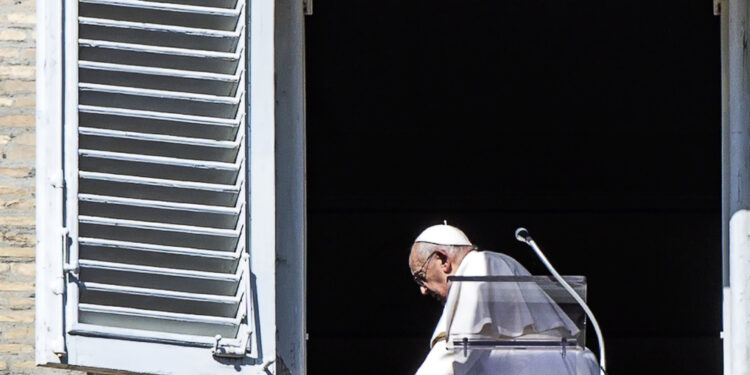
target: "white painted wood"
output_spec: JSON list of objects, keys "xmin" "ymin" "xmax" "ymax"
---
[
  {"xmin": 723, "ymin": 283, "xmax": 731, "ymax": 375},
  {"xmin": 79, "ymin": 104, "xmax": 243, "ymax": 123},
  {"xmin": 38, "ymin": 0, "xmax": 287, "ymax": 372},
  {"xmin": 249, "ymin": 0, "xmax": 277, "ymax": 368},
  {"xmin": 80, "ymin": 0, "xmax": 244, "ymax": 15},
  {"xmin": 35, "ymin": 0, "xmax": 66, "ymax": 365},
  {"xmin": 78, "ymin": 171, "xmax": 243, "ymax": 194},
  {"xmin": 79, "ymin": 126, "xmax": 242, "ymax": 148},
  {"xmin": 78, "ymin": 149, "xmax": 241, "ymax": 170},
  {"xmin": 78, "ymin": 194, "xmax": 242, "ymax": 215},
  {"xmin": 66, "ymin": 335, "xmax": 265, "ymax": 374},
  {"xmin": 81, "ymin": 282, "xmax": 243, "ymax": 304},
  {"xmin": 78, "ymin": 304, "xmax": 242, "ymax": 335},
  {"xmin": 78, "ymin": 302, "xmax": 242, "ymax": 325},
  {"xmin": 78, "ymin": 16, "xmax": 244, "ymax": 53},
  {"xmin": 728, "ymin": 210, "xmax": 750, "ymax": 375},
  {"xmin": 78, "ymin": 258, "xmax": 243, "ymax": 281},
  {"xmin": 78, "ymin": 83, "xmax": 242, "ymax": 103},
  {"xmin": 78, "ymin": 38, "xmax": 243, "ymax": 60},
  {"xmin": 78, "ymin": 16, "xmax": 243, "ymax": 37},
  {"xmin": 64, "ymin": 0, "xmax": 82, "ymax": 346},
  {"xmin": 78, "ymin": 237, "xmax": 243, "ymax": 260},
  {"xmin": 78, "ymin": 1, "xmax": 243, "ymax": 32},
  {"xmin": 78, "ymin": 39, "xmax": 244, "ymax": 75},
  {"xmin": 70, "ymin": 323, "xmax": 224, "ymax": 347},
  {"xmin": 79, "ymin": 61, "xmax": 241, "ymax": 81},
  {"xmin": 78, "ymin": 216, "xmax": 242, "ymax": 237}
]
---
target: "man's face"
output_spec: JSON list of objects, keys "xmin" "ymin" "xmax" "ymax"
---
[{"xmin": 409, "ymin": 243, "xmax": 450, "ymax": 303}]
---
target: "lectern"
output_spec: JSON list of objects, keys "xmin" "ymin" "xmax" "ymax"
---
[{"xmin": 443, "ymin": 275, "xmax": 600, "ymax": 375}]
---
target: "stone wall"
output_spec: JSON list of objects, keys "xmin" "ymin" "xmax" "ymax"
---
[{"xmin": 0, "ymin": 1, "xmax": 80, "ymax": 373}]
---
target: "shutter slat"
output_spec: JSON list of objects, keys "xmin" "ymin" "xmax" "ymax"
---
[
  {"xmin": 79, "ymin": 62, "xmax": 241, "ymax": 96},
  {"xmin": 81, "ymin": 0, "xmax": 242, "ymax": 14},
  {"xmin": 79, "ymin": 216, "xmax": 241, "ymax": 237},
  {"xmin": 79, "ymin": 106, "xmax": 241, "ymax": 140},
  {"xmin": 78, "ymin": 237, "xmax": 241, "ymax": 273},
  {"xmin": 81, "ymin": 282, "xmax": 242, "ymax": 317},
  {"xmin": 79, "ymin": 194, "xmax": 242, "ymax": 229},
  {"xmin": 79, "ymin": 260, "xmax": 241, "ymax": 294},
  {"xmin": 79, "ymin": 259, "xmax": 242, "ymax": 279},
  {"xmin": 79, "ymin": 237, "xmax": 242, "ymax": 259},
  {"xmin": 79, "ymin": 149, "xmax": 241, "ymax": 184},
  {"xmin": 79, "ymin": 148, "xmax": 241, "ymax": 168},
  {"xmin": 79, "ymin": 216, "xmax": 241, "ymax": 251},
  {"xmin": 79, "ymin": 105, "xmax": 241, "ymax": 126},
  {"xmin": 79, "ymin": 0, "xmax": 243, "ymax": 31},
  {"xmin": 78, "ymin": 304, "xmax": 241, "ymax": 337},
  {"xmin": 79, "ymin": 61, "xmax": 240, "ymax": 81},
  {"xmin": 79, "ymin": 171, "xmax": 242, "ymax": 206},
  {"xmin": 73, "ymin": 0, "xmax": 251, "ymax": 349},
  {"xmin": 79, "ymin": 39, "xmax": 241, "ymax": 60},
  {"xmin": 79, "ymin": 17, "xmax": 242, "ymax": 52},
  {"xmin": 79, "ymin": 83, "xmax": 242, "ymax": 103},
  {"xmin": 79, "ymin": 194, "xmax": 240, "ymax": 214},
  {"xmin": 70, "ymin": 323, "xmax": 233, "ymax": 347},
  {"xmin": 79, "ymin": 171, "xmax": 243, "ymax": 192},
  {"xmin": 139, "ymin": 0, "xmax": 240, "ymax": 11},
  {"xmin": 79, "ymin": 39, "xmax": 242, "ymax": 74},
  {"xmin": 78, "ymin": 84, "xmax": 242, "ymax": 118},
  {"xmin": 79, "ymin": 127, "xmax": 241, "ymax": 162},
  {"xmin": 83, "ymin": 282, "xmax": 242, "ymax": 303},
  {"xmin": 79, "ymin": 127, "xmax": 241, "ymax": 149}
]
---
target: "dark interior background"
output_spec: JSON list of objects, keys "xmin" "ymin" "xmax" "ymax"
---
[{"xmin": 305, "ymin": 1, "xmax": 722, "ymax": 374}]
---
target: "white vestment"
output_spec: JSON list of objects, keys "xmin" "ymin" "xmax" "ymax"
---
[{"xmin": 415, "ymin": 251, "xmax": 599, "ymax": 375}]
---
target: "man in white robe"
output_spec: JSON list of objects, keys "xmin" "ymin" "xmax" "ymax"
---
[{"xmin": 408, "ymin": 223, "xmax": 600, "ymax": 375}]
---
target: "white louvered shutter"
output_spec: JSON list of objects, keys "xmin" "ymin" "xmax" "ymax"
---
[{"xmin": 35, "ymin": 1, "xmax": 276, "ymax": 373}]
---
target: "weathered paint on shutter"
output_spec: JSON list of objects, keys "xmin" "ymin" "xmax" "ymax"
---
[{"xmin": 70, "ymin": 0, "xmax": 252, "ymax": 351}]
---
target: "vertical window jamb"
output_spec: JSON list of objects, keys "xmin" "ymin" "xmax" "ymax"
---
[{"xmin": 249, "ymin": 0, "xmax": 276, "ymax": 366}]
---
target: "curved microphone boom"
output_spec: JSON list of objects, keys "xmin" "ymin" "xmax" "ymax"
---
[
  {"xmin": 514, "ymin": 227, "xmax": 531, "ymax": 243},
  {"xmin": 515, "ymin": 227, "xmax": 607, "ymax": 375}
]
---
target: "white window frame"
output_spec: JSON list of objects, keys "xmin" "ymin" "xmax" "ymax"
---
[{"xmin": 34, "ymin": 0, "xmax": 303, "ymax": 373}]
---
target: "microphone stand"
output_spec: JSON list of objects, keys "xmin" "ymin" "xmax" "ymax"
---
[{"xmin": 515, "ymin": 227, "xmax": 607, "ymax": 375}]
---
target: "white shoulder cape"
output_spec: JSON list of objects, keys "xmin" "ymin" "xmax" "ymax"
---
[{"xmin": 431, "ymin": 250, "xmax": 580, "ymax": 347}]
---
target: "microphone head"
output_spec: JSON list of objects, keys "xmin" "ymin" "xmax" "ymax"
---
[{"xmin": 515, "ymin": 227, "xmax": 531, "ymax": 243}]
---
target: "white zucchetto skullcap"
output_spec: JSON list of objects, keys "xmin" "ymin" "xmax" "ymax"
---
[{"xmin": 414, "ymin": 222, "xmax": 472, "ymax": 246}]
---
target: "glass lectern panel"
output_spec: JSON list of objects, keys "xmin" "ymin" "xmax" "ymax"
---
[{"xmin": 445, "ymin": 275, "xmax": 587, "ymax": 351}]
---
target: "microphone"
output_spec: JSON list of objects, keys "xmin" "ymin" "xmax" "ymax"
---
[
  {"xmin": 514, "ymin": 227, "xmax": 531, "ymax": 243},
  {"xmin": 514, "ymin": 227, "xmax": 607, "ymax": 375}
]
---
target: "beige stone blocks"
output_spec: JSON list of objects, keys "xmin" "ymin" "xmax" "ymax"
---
[
  {"xmin": 0, "ymin": 115, "xmax": 34, "ymax": 127},
  {"xmin": 0, "ymin": 29, "xmax": 26, "ymax": 41},
  {"xmin": 0, "ymin": 248, "xmax": 33, "ymax": 258},
  {"xmin": 0, "ymin": 1, "xmax": 52, "ymax": 373}
]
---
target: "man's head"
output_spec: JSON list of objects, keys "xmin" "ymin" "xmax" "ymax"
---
[{"xmin": 408, "ymin": 224, "xmax": 475, "ymax": 302}]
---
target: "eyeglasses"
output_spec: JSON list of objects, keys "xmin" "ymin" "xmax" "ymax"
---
[{"xmin": 412, "ymin": 251, "xmax": 438, "ymax": 286}]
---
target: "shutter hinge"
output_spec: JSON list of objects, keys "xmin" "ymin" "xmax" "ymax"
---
[
  {"xmin": 60, "ymin": 228, "xmax": 78, "ymax": 276},
  {"xmin": 714, "ymin": 0, "xmax": 721, "ymax": 16},
  {"xmin": 51, "ymin": 337, "xmax": 66, "ymax": 359},
  {"xmin": 212, "ymin": 330, "xmax": 251, "ymax": 358},
  {"xmin": 303, "ymin": 0, "xmax": 312, "ymax": 15}
]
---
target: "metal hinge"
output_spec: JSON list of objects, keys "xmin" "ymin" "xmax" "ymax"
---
[
  {"xmin": 303, "ymin": 0, "xmax": 312, "ymax": 15},
  {"xmin": 61, "ymin": 228, "xmax": 78, "ymax": 276},
  {"xmin": 714, "ymin": 0, "xmax": 721, "ymax": 16},
  {"xmin": 51, "ymin": 338, "xmax": 66, "ymax": 359},
  {"xmin": 212, "ymin": 330, "xmax": 251, "ymax": 358}
]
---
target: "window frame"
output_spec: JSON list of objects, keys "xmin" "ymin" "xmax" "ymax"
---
[{"xmin": 35, "ymin": 0, "xmax": 291, "ymax": 373}]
